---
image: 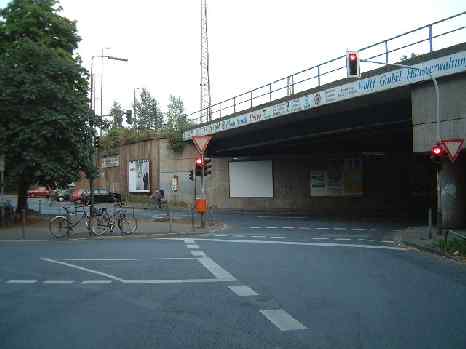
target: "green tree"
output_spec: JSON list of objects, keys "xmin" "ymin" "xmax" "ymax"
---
[
  {"xmin": 134, "ymin": 88, "xmax": 162, "ymax": 131},
  {"xmin": 109, "ymin": 101, "xmax": 124, "ymax": 129},
  {"xmin": 164, "ymin": 95, "xmax": 191, "ymax": 152},
  {"xmin": 0, "ymin": 0, "xmax": 97, "ymax": 212}
]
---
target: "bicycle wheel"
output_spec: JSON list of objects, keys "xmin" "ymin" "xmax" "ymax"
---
[
  {"xmin": 89, "ymin": 214, "xmax": 111, "ymax": 236},
  {"xmin": 118, "ymin": 214, "xmax": 137, "ymax": 235},
  {"xmin": 49, "ymin": 216, "xmax": 68, "ymax": 239}
]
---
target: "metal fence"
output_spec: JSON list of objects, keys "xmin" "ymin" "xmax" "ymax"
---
[{"xmin": 187, "ymin": 11, "xmax": 466, "ymax": 125}]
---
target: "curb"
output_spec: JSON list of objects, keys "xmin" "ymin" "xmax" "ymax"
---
[{"xmin": 401, "ymin": 240, "xmax": 466, "ymax": 263}]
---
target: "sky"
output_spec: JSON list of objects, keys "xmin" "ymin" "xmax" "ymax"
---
[{"xmin": 1, "ymin": 0, "xmax": 465, "ymax": 119}]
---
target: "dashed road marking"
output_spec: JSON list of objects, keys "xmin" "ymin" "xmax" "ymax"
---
[
  {"xmin": 312, "ymin": 237, "xmax": 329, "ymax": 240},
  {"xmin": 63, "ymin": 259, "xmax": 138, "ymax": 261},
  {"xmin": 270, "ymin": 236, "xmax": 285, "ymax": 239},
  {"xmin": 43, "ymin": 280, "xmax": 75, "ymax": 284},
  {"xmin": 6, "ymin": 280, "xmax": 37, "ymax": 284},
  {"xmin": 186, "ymin": 244, "xmax": 200, "ymax": 249},
  {"xmin": 351, "ymin": 228, "xmax": 367, "ymax": 231},
  {"xmin": 191, "ymin": 250, "xmax": 206, "ymax": 257},
  {"xmin": 249, "ymin": 227, "xmax": 261, "ymax": 229},
  {"xmin": 260, "ymin": 309, "xmax": 307, "ymax": 331},
  {"xmin": 382, "ymin": 240, "xmax": 395, "ymax": 244},
  {"xmin": 197, "ymin": 256, "xmax": 236, "ymax": 281},
  {"xmin": 214, "ymin": 234, "xmax": 228, "ymax": 237},
  {"xmin": 251, "ymin": 235, "xmax": 266, "ymax": 238},
  {"xmin": 316, "ymin": 227, "xmax": 329, "ymax": 230},
  {"xmin": 283, "ymin": 226, "xmax": 295, "ymax": 229},
  {"xmin": 184, "ymin": 238, "xmax": 195, "ymax": 244},
  {"xmin": 335, "ymin": 238, "xmax": 351, "ymax": 241},
  {"xmin": 334, "ymin": 227, "xmax": 347, "ymax": 230},
  {"xmin": 82, "ymin": 280, "xmax": 112, "ymax": 284},
  {"xmin": 266, "ymin": 226, "xmax": 278, "ymax": 229},
  {"xmin": 228, "ymin": 285, "xmax": 259, "ymax": 297}
]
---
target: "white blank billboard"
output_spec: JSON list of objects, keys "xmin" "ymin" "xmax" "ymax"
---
[
  {"xmin": 128, "ymin": 160, "xmax": 150, "ymax": 193},
  {"xmin": 229, "ymin": 160, "xmax": 273, "ymax": 198}
]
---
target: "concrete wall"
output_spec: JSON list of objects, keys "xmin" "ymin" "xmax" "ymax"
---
[
  {"xmin": 159, "ymin": 139, "xmax": 198, "ymax": 206},
  {"xmin": 412, "ymin": 73, "xmax": 466, "ymax": 153},
  {"xmin": 206, "ymin": 154, "xmax": 432, "ymax": 218}
]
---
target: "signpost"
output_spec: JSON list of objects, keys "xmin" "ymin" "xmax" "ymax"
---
[{"xmin": 192, "ymin": 136, "xmax": 212, "ymax": 228}]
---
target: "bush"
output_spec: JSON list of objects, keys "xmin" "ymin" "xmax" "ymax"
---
[{"xmin": 437, "ymin": 238, "xmax": 466, "ymax": 256}]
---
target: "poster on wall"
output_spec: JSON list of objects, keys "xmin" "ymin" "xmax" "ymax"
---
[
  {"xmin": 310, "ymin": 158, "xmax": 363, "ymax": 197},
  {"xmin": 128, "ymin": 160, "xmax": 150, "ymax": 192}
]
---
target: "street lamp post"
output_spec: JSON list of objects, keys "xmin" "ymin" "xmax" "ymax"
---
[
  {"xmin": 88, "ymin": 52, "xmax": 128, "ymax": 223},
  {"xmin": 361, "ymin": 59, "xmax": 442, "ymax": 235}
]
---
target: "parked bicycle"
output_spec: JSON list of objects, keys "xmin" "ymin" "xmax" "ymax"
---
[
  {"xmin": 49, "ymin": 205, "xmax": 94, "ymax": 239},
  {"xmin": 92, "ymin": 204, "xmax": 138, "ymax": 236}
]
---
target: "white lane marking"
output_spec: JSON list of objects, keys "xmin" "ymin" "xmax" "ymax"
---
[
  {"xmin": 214, "ymin": 234, "xmax": 228, "ymax": 237},
  {"xmin": 197, "ymin": 256, "xmax": 236, "ymax": 281},
  {"xmin": 249, "ymin": 227, "xmax": 261, "ymax": 229},
  {"xmin": 283, "ymin": 226, "xmax": 295, "ymax": 229},
  {"xmin": 270, "ymin": 236, "xmax": 285, "ymax": 239},
  {"xmin": 158, "ymin": 257, "xmax": 197, "ymax": 260},
  {"xmin": 6, "ymin": 280, "xmax": 37, "ymax": 284},
  {"xmin": 260, "ymin": 309, "xmax": 307, "ymax": 331},
  {"xmin": 335, "ymin": 238, "xmax": 352, "ymax": 241},
  {"xmin": 122, "ymin": 278, "xmax": 228, "ymax": 284},
  {"xmin": 63, "ymin": 259, "xmax": 138, "ymax": 261},
  {"xmin": 184, "ymin": 238, "xmax": 195, "ymax": 244},
  {"xmin": 251, "ymin": 235, "xmax": 266, "ymax": 238},
  {"xmin": 186, "ymin": 244, "xmax": 200, "ymax": 249},
  {"xmin": 316, "ymin": 227, "xmax": 329, "ymax": 230},
  {"xmin": 382, "ymin": 240, "xmax": 395, "ymax": 244},
  {"xmin": 357, "ymin": 238, "xmax": 367, "ymax": 241},
  {"xmin": 82, "ymin": 280, "xmax": 112, "ymax": 284},
  {"xmin": 168, "ymin": 238, "xmax": 406, "ymax": 251},
  {"xmin": 41, "ymin": 258, "xmax": 124, "ymax": 282},
  {"xmin": 312, "ymin": 237, "xmax": 329, "ymax": 240},
  {"xmin": 351, "ymin": 228, "xmax": 367, "ymax": 231},
  {"xmin": 191, "ymin": 251, "xmax": 206, "ymax": 257},
  {"xmin": 266, "ymin": 226, "xmax": 278, "ymax": 229},
  {"xmin": 334, "ymin": 227, "xmax": 347, "ymax": 230},
  {"xmin": 43, "ymin": 280, "xmax": 75, "ymax": 284},
  {"xmin": 228, "ymin": 285, "xmax": 259, "ymax": 297}
]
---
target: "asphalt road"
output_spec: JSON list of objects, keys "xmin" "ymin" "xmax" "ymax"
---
[{"xmin": 1, "ymin": 214, "xmax": 466, "ymax": 349}]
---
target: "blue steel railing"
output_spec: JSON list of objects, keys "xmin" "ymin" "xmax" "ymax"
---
[{"xmin": 187, "ymin": 11, "xmax": 466, "ymax": 126}]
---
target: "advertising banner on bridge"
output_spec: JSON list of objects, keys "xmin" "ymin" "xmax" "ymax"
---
[{"xmin": 128, "ymin": 160, "xmax": 150, "ymax": 193}]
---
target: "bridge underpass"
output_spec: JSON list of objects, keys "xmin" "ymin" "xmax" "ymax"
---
[
  {"xmin": 203, "ymin": 92, "xmax": 435, "ymax": 221},
  {"xmin": 185, "ymin": 44, "xmax": 466, "ymax": 226}
]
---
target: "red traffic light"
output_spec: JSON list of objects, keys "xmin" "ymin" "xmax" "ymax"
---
[
  {"xmin": 349, "ymin": 53, "xmax": 357, "ymax": 61},
  {"xmin": 195, "ymin": 157, "xmax": 204, "ymax": 167},
  {"xmin": 432, "ymin": 144, "xmax": 443, "ymax": 156}
]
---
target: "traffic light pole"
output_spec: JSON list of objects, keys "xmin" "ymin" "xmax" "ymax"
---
[
  {"xmin": 361, "ymin": 59, "xmax": 442, "ymax": 234},
  {"xmin": 200, "ymin": 155, "xmax": 206, "ymax": 228}
]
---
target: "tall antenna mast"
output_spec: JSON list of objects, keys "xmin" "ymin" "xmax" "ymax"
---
[{"xmin": 200, "ymin": 0, "xmax": 212, "ymax": 123}]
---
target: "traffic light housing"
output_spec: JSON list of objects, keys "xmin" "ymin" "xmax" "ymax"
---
[
  {"xmin": 346, "ymin": 51, "xmax": 360, "ymax": 78},
  {"xmin": 95, "ymin": 136, "xmax": 100, "ymax": 148},
  {"xmin": 195, "ymin": 157, "xmax": 203, "ymax": 176},
  {"xmin": 189, "ymin": 170, "xmax": 194, "ymax": 181},
  {"xmin": 203, "ymin": 157, "xmax": 212, "ymax": 176},
  {"xmin": 430, "ymin": 143, "xmax": 444, "ymax": 168}
]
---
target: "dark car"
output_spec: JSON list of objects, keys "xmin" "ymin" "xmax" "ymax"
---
[{"xmin": 81, "ymin": 189, "xmax": 122, "ymax": 205}]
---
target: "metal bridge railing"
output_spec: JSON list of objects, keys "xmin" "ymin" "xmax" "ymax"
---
[{"xmin": 187, "ymin": 11, "xmax": 466, "ymax": 126}]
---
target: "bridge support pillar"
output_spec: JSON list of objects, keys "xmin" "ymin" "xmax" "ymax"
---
[{"xmin": 439, "ymin": 157, "xmax": 465, "ymax": 228}]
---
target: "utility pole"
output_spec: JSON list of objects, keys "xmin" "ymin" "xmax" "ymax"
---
[{"xmin": 200, "ymin": 0, "xmax": 212, "ymax": 123}]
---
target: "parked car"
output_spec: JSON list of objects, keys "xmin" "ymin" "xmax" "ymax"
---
[
  {"xmin": 81, "ymin": 189, "xmax": 122, "ymax": 205},
  {"xmin": 27, "ymin": 186, "xmax": 50, "ymax": 198},
  {"xmin": 70, "ymin": 188, "xmax": 85, "ymax": 203}
]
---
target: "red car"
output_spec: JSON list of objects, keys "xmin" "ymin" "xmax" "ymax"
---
[{"xmin": 27, "ymin": 186, "xmax": 50, "ymax": 198}]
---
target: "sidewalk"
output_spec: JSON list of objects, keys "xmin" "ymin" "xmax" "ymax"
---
[
  {"xmin": 0, "ymin": 216, "xmax": 219, "ymax": 241},
  {"xmin": 399, "ymin": 226, "xmax": 466, "ymax": 262}
]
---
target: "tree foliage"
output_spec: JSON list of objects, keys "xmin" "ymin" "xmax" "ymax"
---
[
  {"xmin": 134, "ymin": 88, "xmax": 162, "ymax": 131},
  {"xmin": 0, "ymin": 0, "xmax": 97, "ymax": 210},
  {"xmin": 163, "ymin": 95, "xmax": 191, "ymax": 153},
  {"xmin": 109, "ymin": 101, "xmax": 124, "ymax": 128}
]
